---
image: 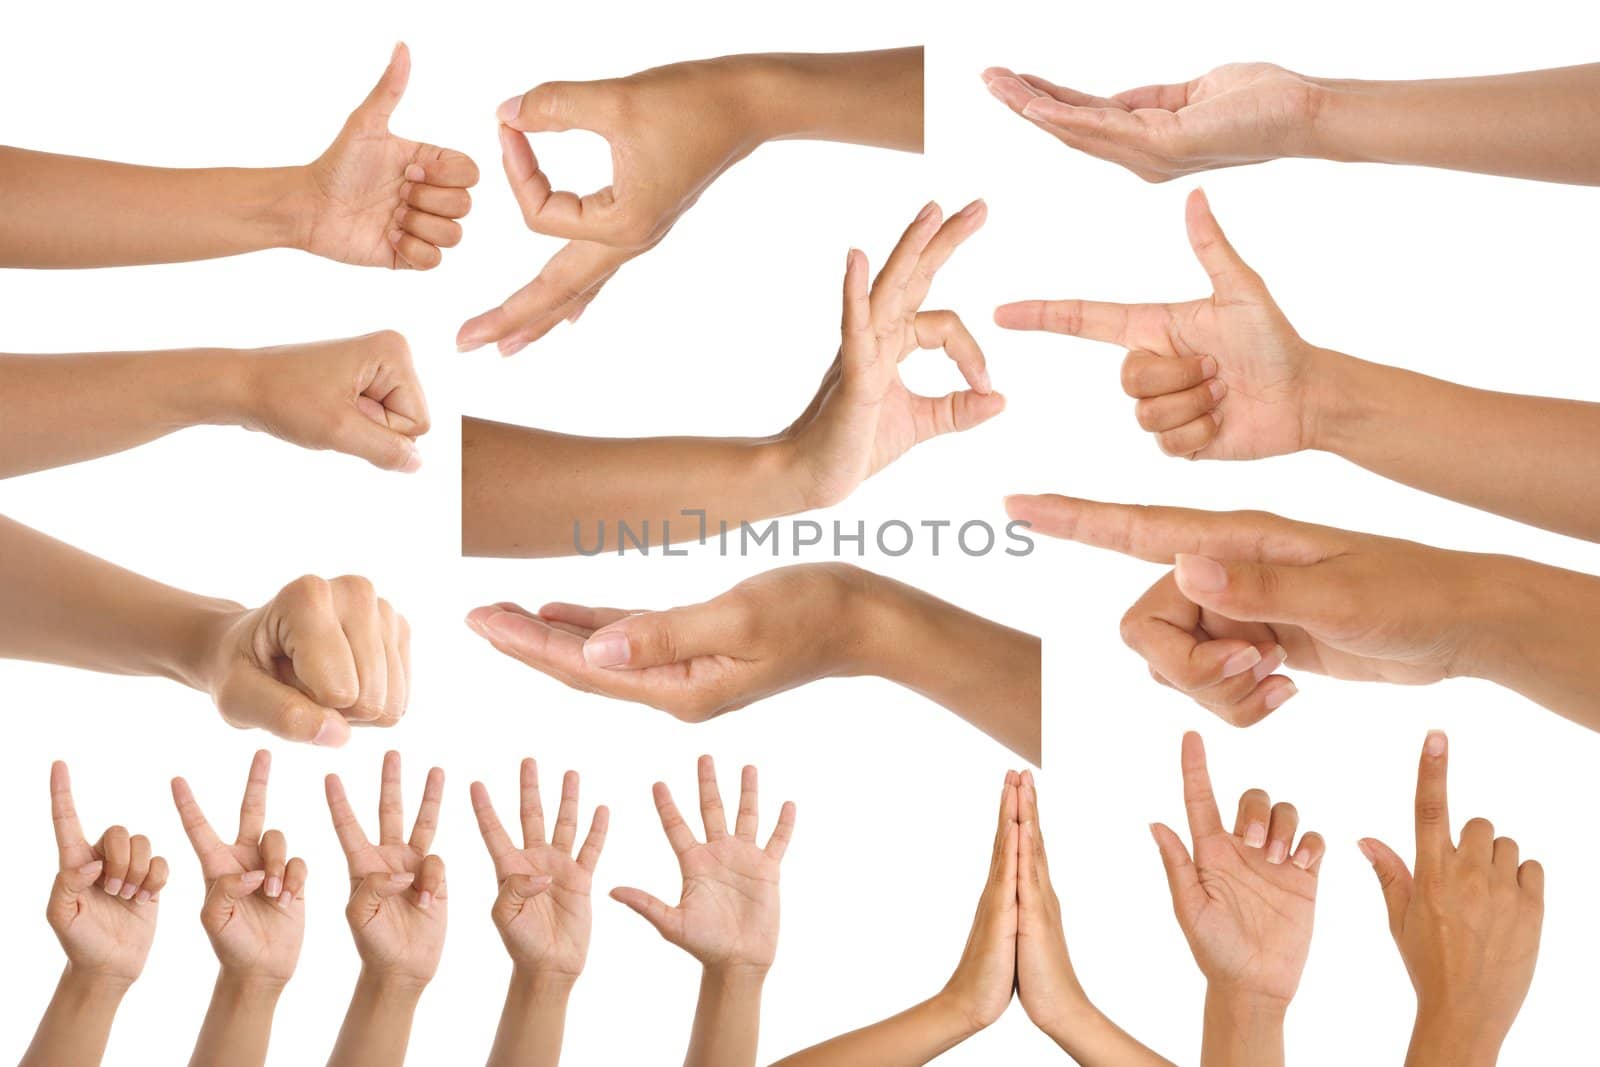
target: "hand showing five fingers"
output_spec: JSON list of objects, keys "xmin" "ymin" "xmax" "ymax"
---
[
  {"xmin": 172, "ymin": 751, "xmax": 306, "ymax": 983},
  {"xmin": 611, "ymin": 757, "xmax": 795, "ymax": 975},
  {"xmin": 787, "ymin": 200, "xmax": 1005, "ymax": 509},
  {"xmin": 44, "ymin": 762, "xmax": 169, "ymax": 984},
  {"xmin": 302, "ymin": 42, "xmax": 479, "ymax": 270},
  {"xmin": 1151, "ymin": 733, "xmax": 1325, "ymax": 1009},
  {"xmin": 471, "ymin": 760, "xmax": 609, "ymax": 980},
  {"xmin": 997, "ymin": 189, "xmax": 1317, "ymax": 461},
  {"xmin": 982, "ymin": 63, "xmax": 1321, "ymax": 182},
  {"xmin": 325, "ymin": 752, "xmax": 448, "ymax": 987}
]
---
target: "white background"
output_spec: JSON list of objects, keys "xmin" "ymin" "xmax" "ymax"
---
[{"xmin": 3, "ymin": 2, "xmax": 1597, "ymax": 1064}]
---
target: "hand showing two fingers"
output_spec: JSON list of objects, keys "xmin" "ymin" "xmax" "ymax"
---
[
  {"xmin": 203, "ymin": 575, "xmax": 412, "ymax": 746},
  {"xmin": 171, "ymin": 750, "xmax": 306, "ymax": 982},
  {"xmin": 471, "ymin": 760, "xmax": 609, "ymax": 979},
  {"xmin": 325, "ymin": 752, "xmax": 448, "ymax": 986},
  {"xmin": 45, "ymin": 763, "xmax": 170, "ymax": 984}
]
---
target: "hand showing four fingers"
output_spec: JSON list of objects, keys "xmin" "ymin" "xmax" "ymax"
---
[
  {"xmin": 172, "ymin": 751, "xmax": 306, "ymax": 983},
  {"xmin": 44, "ymin": 763, "xmax": 170, "ymax": 984},
  {"xmin": 471, "ymin": 760, "xmax": 609, "ymax": 979},
  {"xmin": 325, "ymin": 752, "xmax": 448, "ymax": 987}
]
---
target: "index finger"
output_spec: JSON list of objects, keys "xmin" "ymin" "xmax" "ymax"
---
[
  {"xmin": 324, "ymin": 774, "xmax": 370, "ymax": 859},
  {"xmin": 236, "ymin": 750, "xmax": 271, "ymax": 845},
  {"xmin": 992, "ymin": 298, "xmax": 1137, "ymax": 345},
  {"xmin": 653, "ymin": 782, "xmax": 698, "ymax": 857},
  {"xmin": 1179, "ymin": 732, "xmax": 1225, "ymax": 840},
  {"xmin": 1414, "ymin": 730, "xmax": 1452, "ymax": 870},
  {"xmin": 1003, "ymin": 495, "xmax": 1328, "ymax": 566},
  {"xmin": 171, "ymin": 776, "xmax": 229, "ymax": 872},
  {"xmin": 470, "ymin": 781, "xmax": 518, "ymax": 865},
  {"xmin": 50, "ymin": 762, "xmax": 91, "ymax": 868}
]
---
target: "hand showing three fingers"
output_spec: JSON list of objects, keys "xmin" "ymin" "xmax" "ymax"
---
[
  {"xmin": 172, "ymin": 751, "xmax": 306, "ymax": 983},
  {"xmin": 326, "ymin": 752, "xmax": 448, "ymax": 987},
  {"xmin": 786, "ymin": 200, "xmax": 1005, "ymax": 509},
  {"xmin": 982, "ymin": 63, "xmax": 1321, "ymax": 182},
  {"xmin": 1361, "ymin": 732, "xmax": 1544, "ymax": 1066},
  {"xmin": 44, "ymin": 763, "xmax": 169, "ymax": 984},
  {"xmin": 1151, "ymin": 733, "xmax": 1325, "ymax": 1010},
  {"xmin": 611, "ymin": 756, "xmax": 796, "ymax": 976},
  {"xmin": 302, "ymin": 42, "xmax": 479, "ymax": 270},
  {"xmin": 997, "ymin": 189, "xmax": 1318, "ymax": 461},
  {"xmin": 471, "ymin": 760, "xmax": 609, "ymax": 980}
]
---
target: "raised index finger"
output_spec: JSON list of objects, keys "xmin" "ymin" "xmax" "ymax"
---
[
  {"xmin": 1003, "ymin": 495, "xmax": 1326, "ymax": 566},
  {"xmin": 324, "ymin": 774, "xmax": 371, "ymax": 859},
  {"xmin": 50, "ymin": 762, "xmax": 92, "ymax": 868},
  {"xmin": 470, "ymin": 781, "xmax": 517, "ymax": 866},
  {"xmin": 1414, "ymin": 730, "xmax": 1452, "ymax": 871},
  {"xmin": 172, "ymin": 776, "xmax": 230, "ymax": 873},
  {"xmin": 1179, "ymin": 732, "xmax": 1225, "ymax": 841}
]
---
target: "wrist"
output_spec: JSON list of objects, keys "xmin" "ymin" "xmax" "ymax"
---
[
  {"xmin": 929, "ymin": 987, "xmax": 990, "ymax": 1041},
  {"xmin": 1448, "ymin": 552, "xmax": 1556, "ymax": 684},
  {"xmin": 1298, "ymin": 344, "xmax": 1376, "ymax": 456},
  {"xmin": 1299, "ymin": 78, "xmax": 1377, "ymax": 163},
  {"xmin": 508, "ymin": 964, "xmax": 578, "ymax": 999},
  {"xmin": 356, "ymin": 965, "xmax": 431, "ymax": 1003},
  {"xmin": 1407, "ymin": 1007, "xmax": 1503, "ymax": 1067},
  {"xmin": 1204, "ymin": 982, "xmax": 1290, "ymax": 1031},
  {"xmin": 165, "ymin": 597, "xmax": 247, "ymax": 695},
  {"xmin": 215, "ymin": 968, "xmax": 289, "ymax": 1003},
  {"xmin": 60, "ymin": 963, "xmax": 135, "ymax": 1001}
]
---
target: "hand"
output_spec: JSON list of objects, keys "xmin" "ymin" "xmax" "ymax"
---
[
  {"xmin": 940, "ymin": 772, "xmax": 1019, "ymax": 1033},
  {"xmin": 981, "ymin": 63, "xmax": 1321, "ymax": 182},
  {"xmin": 45, "ymin": 762, "xmax": 170, "ymax": 984},
  {"xmin": 171, "ymin": 750, "xmax": 306, "ymax": 984},
  {"xmin": 234, "ymin": 331, "xmax": 430, "ymax": 472},
  {"xmin": 470, "ymin": 760, "xmax": 609, "ymax": 980},
  {"xmin": 465, "ymin": 563, "xmax": 874, "ymax": 723},
  {"xmin": 996, "ymin": 189, "xmax": 1320, "ymax": 461},
  {"xmin": 1006, "ymin": 494, "xmax": 1495, "ymax": 726},
  {"xmin": 611, "ymin": 757, "xmax": 794, "ymax": 975},
  {"xmin": 197, "ymin": 574, "xmax": 411, "ymax": 745},
  {"xmin": 300, "ymin": 42, "xmax": 478, "ymax": 270},
  {"xmin": 1150, "ymin": 733, "xmax": 1325, "ymax": 1009},
  {"xmin": 326, "ymin": 752, "xmax": 447, "ymax": 988},
  {"xmin": 784, "ymin": 200, "xmax": 1005, "ymax": 508},
  {"xmin": 1361, "ymin": 732, "xmax": 1543, "ymax": 1066},
  {"xmin": 1014, "ymin": 770, "xmax": 1091, "ymax": 1034}
]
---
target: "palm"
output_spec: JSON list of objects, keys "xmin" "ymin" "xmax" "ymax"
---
[
  {"xmin": 306, "ymin": 124, "xmax": 440, "ymax": 267},
  {"xmin": 1172, "ymin": 64, "xmax": 1317, "ymax": 162},
  {"xmin": 498, "ymin": 846, "xmax": 592, "ymax": 973},
  {"xmin": 673, "ymin": 839, "xmax": 782, "ymax": 967},
  {"xmin": 1184, "ymin": 831, "xmax": 1314, "ymax": 1000},
  {"xmin": 204, "ymin": 842, "xmax": 304, "ymax": 978},
  {"xmin": 348, "ymin": 842, "xmax": 446, "ymax": 974},
  {"xmin": 55, "ymin": 888, "xmax": 156, "ymax": 980}
]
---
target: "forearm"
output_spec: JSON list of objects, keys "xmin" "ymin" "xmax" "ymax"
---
[
  {"xmin": 1304, "ymin": 65, "xmax": 1600, "ymax": 184},
  {"xmin": 1043, "ymin": 1001, "xmax": 1177, "ymax": 1066},
  {"xmin": 855, "ymin": 570, "xmax": 1042, "ymax": 763},
  {"xmin": 189, "ymin": 972, "xmax": 284, "ymax": 1067},
  {"xmin": 1200, "ymin": 987, "xmax": 1286, "ymax": 1067},
  {"xmin": 0, "ymin": 147, "xmax": 313, "ymax": 267},
  {"xmin": 21, "ymin": 966, "xmax": 129, "ymax": 1067},
  {"xmin": 328, "ymin": 970, "xmax": 425, "ymax": 1067},
  {"xmin": 734, "ymin": 48, "xmax": 924, "ymax": 152},
  {"xmin": 1458, "ymin": 553, "xmax": 1600, "ymax": 730},
  {"xmin": 461, "ymin": 417, "xmax": 809, "ymax": 557},
  {"xmin": 487, "ymin": 969, "xmax": 573, "ymax": 1067},
  {"xmin": 0, "ymin": 348, "xmax": 254, "ymax": 477},
  {"xmin": 684, "ymin": 966, "xmax": 765, "ymax": 1067},
  {"xmin": 1404, "ymin": 1011, "xmax": 1502, "ymax": 1067},
  {"xmin": 0, "ymin": 514, "xmax": 236, "ymax": 689},
  {"xmin": 770, "ymin": 991, "xmax": 976, "ymax": 1067},
  {"xmin": 1309, "ymin": 348, "xmax": 1600, "ymax": 540}
]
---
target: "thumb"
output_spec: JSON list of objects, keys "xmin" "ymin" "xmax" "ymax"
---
[
  {"xmin": 1184, "ymin": 189, "xmax": 1263, "ymax": 300},
  {"xmin": 493, "ymin": 874, "xmax": 553, "ymax": 926},
  {"xmin": 201, "ymin": 870, "xmax": 267, "ymax": 931},
  {"xmin": 356, "ymin": 42, "xmax": 410, "ymax": 123},
  {"xmin": 610, "ymin": 886, "xmax": 682, "ymax": 943},
  {"xmin": 335, "ymin": 409, "xmax": 423, "ymax": 473},
  {"xmin": 214, "ymin": 669, "xmax": 352, "ymax": 748},
  {"xmin": 498, "ymin": 80, "xmax": 614, "ymax": 134},
  {"xmin": 1358, "ymin": 838, "xmax": 1414, "ymax": 939},
  {"xmin": 582, "ymin": 600, "xmax": 741, "ymax": 670},
  {"xmin": 348, "ymin": 871, "xmax": 417, "ymax": 926},
  {"xmin": 48, "ymin": 860, "xmax": 105, "ymax": 927},
  {"xmin": 1149, "ymin": 822, "xmax": 1204, "ymax": 918},
  {"xmin": 917, "ymin": 389, "xmax": 1008, "ymax": 440},
  {"xmin": 1172, "ymin": 553, "xmax": 1336, "ymax": 630}
]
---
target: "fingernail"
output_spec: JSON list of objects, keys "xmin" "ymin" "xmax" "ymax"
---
[
  {"xmin": 1021, "ymin": 98, "xmax": 1051, "ymax": 120},
  {"xmin": 241, "ymin": 870, "xmax": 266, "ymax": 890},
  {"xmin": 499, "ymin": 339, "xmax": 529, "ymax": 358},
  {"xmin": 1357, "ymin": 839, "xmax": 1378, "ymax": 864},
  {"xmin": 1291, "ymin": 849, "xmax": 1313, "ymax": 870},
  {"xmin": 1264, "ymin": 682, "xmax": 1298, "ymax": 710},
  {"xmin": 1253, "ymin": 645, "xmax": 1287, "ymax": 682},
  {"xmin": 1245, "ymin": 823, "xmax": 1267, "ymax": 849},
  {"xmin": 417, "ymin": 890, "xmax": 433, "ymax": 910},
  {"xmin": 136, "ymin": 889, "xmax": 153, "ymax": 904},
  {"xmin": 119, "ymin": 881, "xmax": 138, "ymax": 900},
  {"xmin": 1266, "ymin": 840, "xmax": 1287, "ymax": 865},
  {"xmin": 1208, "ymin": 379, "xmax": 1227, "ymax": 401},
  {"xmin": 1201, "ymin": 356, "xmax": 1218, "ymax": 378},
  {"xmin": 401, "ymin": 446, "xmax": 423, "ymax": 474},
  {"xmin": 497, "ymin": 96, "xmax": 522, "ymax": 123},
  {"xmin": 398, "ymin": 182, "xmax": 413, "ymax": 200},
  {"xmin": 278, "ymin": 891, "xmax": 294, "ymax": 908},
  {"xmin": 77, "ymin": 862, "xmax": 102, "ymax": 878},
  {"xmin": 583, "ymin": 633, "xmax": 630, "ymax": 668},
  {"xmin": 265, "ymin": 876, "xmax": 282, "ymax": 898},
  {"xmin": 405, "ymin": 164, "xmax": 425, "ymax": 183},
  {"xmin": 957, "ymin": 199, "xmax": 984, "ymax": 218},
  {"xmin": 387, "ymin": 228, "xmax": 402, "ymax": 245},
  {"xmin": 1220, "ymin": 646, "xmax": 1262, "ymax": 679},
  {"xmin": 104, "ymin": 878, "xmax": 122, "ymax": 896},
  {"xmin": 916, "ymin": 201, "xmax": 938, "ymax": 222},
  {"xmin": 391, "ymin": 872, "xmax": 416, "ymax": 885},
  {"xmin": 1424, "ymin": 729, "xmax": 1447, "ymax": 757},
  {"xmin": 1175, "ymin": 554, "xmax": 1228, "ymax": 593},
  {"xmin": 314, "ymin": 718, "xmax": 351, "ymax": 748}
]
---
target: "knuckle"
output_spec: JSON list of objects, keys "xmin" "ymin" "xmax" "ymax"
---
[
  {"xmin": 1134, "ymin": 398, "xmax": 1162, "ymax": 431},
  {"xmin": 283, "ymin": 574, "xmax": 331, "ymax": 608},
  {"xmin": 332, "ymin": 574, "xmax": 377, "ymax": 603},
  {"xmin": 1415, "ymin": 800, "xmax": 1448, "ymax": 825}
]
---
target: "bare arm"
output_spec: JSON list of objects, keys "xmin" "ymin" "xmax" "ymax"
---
[
  {"xmin": 685, "ymin": 967, "xmax": 765, "ymax": 1067},
  {"xmin": 770, "ymin": 994, "xmax": 977, "ymax": 1067}
]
